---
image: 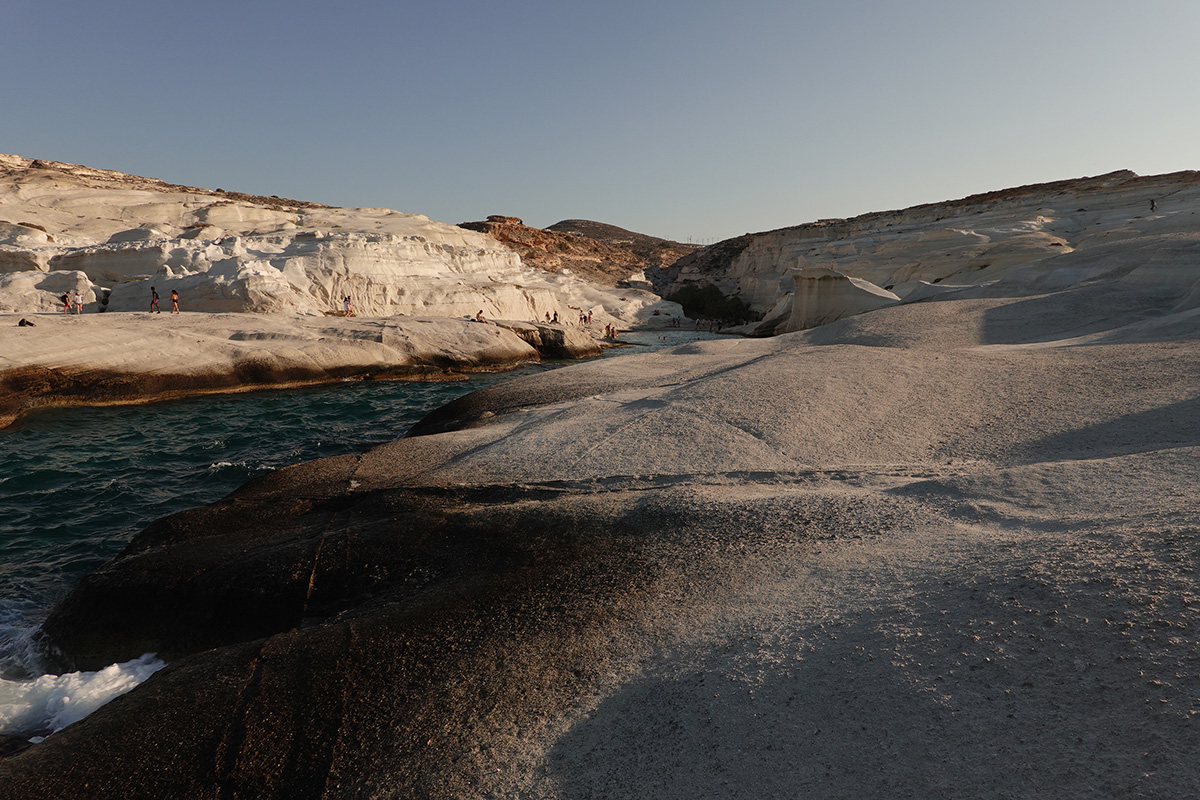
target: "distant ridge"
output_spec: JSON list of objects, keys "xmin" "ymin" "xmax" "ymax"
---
[
  {"xmin": 0, "ymin": 153, "xmax": 328, "ymax": 212},
  {"xmin": 545, "ymin": 219, "xmax": 697, "ymax": 270},
  {"xmin": 459, "ymin": 215, "xmax": 695, "ymax": 287}
]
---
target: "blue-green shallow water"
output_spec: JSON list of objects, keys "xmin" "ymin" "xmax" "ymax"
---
[{"xmin": 0, "ymin": 330, "xmax": 722, "ymax": 676}]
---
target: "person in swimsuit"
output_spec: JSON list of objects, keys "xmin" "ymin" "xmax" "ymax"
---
[
  {"xmin": 171, "ymin": 289, "xmax": 179, "ymax": 314},
  {"xmin": 150, "ymin": 286, "xmax": 160, "ymax": 313}
]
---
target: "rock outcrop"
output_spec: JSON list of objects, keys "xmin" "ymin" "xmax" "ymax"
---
[
  {"xmin": 0, "ymin": 156, "xmax": 680, "ymax": 327},
  {"xmin": 779, "ymin": 266, "xmax": 900, "ymax": 332},
  {"xmin": 0, "ymin": 313, "xmax": 600, "ymax": 429},
  {"xmin": 658, "ymin": 170, "xmax": 1200, "ymax": 332},
  {"xmin": 544, "ymin": 219, "xmax": 698, "ymax": 273},
  {"xmin": 458, "ymin": 215, "xmax": 694, "ymax": 289}
]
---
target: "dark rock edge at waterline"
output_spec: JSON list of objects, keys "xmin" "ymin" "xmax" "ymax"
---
[{"xmin": 0, "ymin": 320, "xmax": 602, "ymax": 430}]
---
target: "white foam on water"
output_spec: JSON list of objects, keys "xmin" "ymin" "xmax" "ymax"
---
[
  {"xmin": 0, "ymin": 654, "xmax": 165, "ymax": 739},
  {"xmin": 0, "ymin": 617, "xmax": 44, "ymax": 680}
]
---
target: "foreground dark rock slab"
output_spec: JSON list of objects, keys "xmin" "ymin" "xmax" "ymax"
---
[{"xmin": 9, "ymin": 462, "xmax": 927, "ymax": 797}]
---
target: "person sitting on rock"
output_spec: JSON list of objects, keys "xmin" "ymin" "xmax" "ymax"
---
[{"xmin": 475, "ymin": 310, "xmax": 485, "ymax": 322}]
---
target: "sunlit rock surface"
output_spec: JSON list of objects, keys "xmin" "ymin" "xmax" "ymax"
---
[
  {"xmin": 0, "ymin": 155, "xmax": 678, "ymax": 326},
  {"xmin": 0, "ymin": 312, "xmax": 598, "ymax": 429},
  {"xmin": 662, "ymin": 170, "xmax": 1200, "ymax": 332}
]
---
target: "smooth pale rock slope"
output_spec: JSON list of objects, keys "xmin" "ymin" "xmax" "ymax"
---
[
  {"xmin": 4, "ymin": 268, "xmax": 1200, "ymax": 796},
  {"xmin": 0, "ymin": 155, "xmax": 676, "ymax": 326},
  {"xmin": 662, "ymin": 170, "xmax": 1200, "ymax": 332}
]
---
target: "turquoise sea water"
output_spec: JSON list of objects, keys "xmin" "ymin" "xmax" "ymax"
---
[{"xmin": 0, "ymin": 331, "xmax": 718, "ymax": 678}]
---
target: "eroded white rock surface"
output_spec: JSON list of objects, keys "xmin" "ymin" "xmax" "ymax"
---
[
  {"xmin": 779, "ymin": 266, "xmax": 900, "ymax": 332},
  {"xmin": 0, "ymin": 270, "xmax": 97, "ymax": 314},
  {"xmin": 0, "ymin": 155, "xmax": 679, "ymax": 326},
  {"xmin": 675, "ymin": 170, "xmax": 1200, "ymax": 332}
]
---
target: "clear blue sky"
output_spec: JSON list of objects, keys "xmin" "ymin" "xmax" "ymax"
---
[{"xmin": 5, "ymin": 0, "xmax": 1197, "ymax": 242}]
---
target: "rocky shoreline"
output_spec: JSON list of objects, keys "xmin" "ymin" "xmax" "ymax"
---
[
  {"xmin": 4, "ymin": 279, "xmax": 1199, "ymax": 797},
  {"xmin": 0, "ymin": 313, "xmax": 603, "ymax": 430}
]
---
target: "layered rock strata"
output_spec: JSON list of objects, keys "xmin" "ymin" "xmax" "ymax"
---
[
  {"xmin": 0, "ymin": 155, "xmax": 679, "ymax": 326},
  {"xmin": 661, "ymin": 170, "xmax": 1200, "ymax": 332}
]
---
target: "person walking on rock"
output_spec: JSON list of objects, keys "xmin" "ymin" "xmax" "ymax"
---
[
  {"xmin": 150, "ymin": 286, "xmax": 160, "ymax": 313},
  {"xmin": 73, "ymin": 290, "xmax": 83, "ymax": 314},
  {"xmin": 171, "ymin": 289, "xmax": 179, "ymax": 314},
  {"xmin": 61, "ymin": 293, "xmax": 70, "ymax": 314}
]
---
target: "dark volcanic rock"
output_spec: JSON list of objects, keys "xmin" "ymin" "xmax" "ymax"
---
[
  {"xmin": 3, "ymin": 459, "xmax": 908, "ymax": 798},
  {"xmin": 0, "ymin": 735, "xmax": 32, "ymax": 758}
]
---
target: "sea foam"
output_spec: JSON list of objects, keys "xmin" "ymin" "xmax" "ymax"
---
[{"xmin": 0, "ymin": 654, "xmax": 165, "ymax": 740}]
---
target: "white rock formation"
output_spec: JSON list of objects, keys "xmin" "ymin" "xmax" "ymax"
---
[
  {"xmin": 779, "ymin": 266, "xmax": 900, "ymax": 332},
  {"xmin": 0, "ymin": 155, "xmax": 679, "ymax": 326},
  {"xmin": 682, "ymin": 170, "xmax": 1200, "ymax": 332},
  {"xmin": 0, "ymin": 270, "xmax": 97, "ymax": 313},
  {"xmin": 0, "ymin": 312, "xmax": 599, "ymax": 428}
]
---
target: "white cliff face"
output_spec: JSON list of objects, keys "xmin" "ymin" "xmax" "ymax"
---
[
  {"xmin": 0, "ymin": 270, "xmax": 97, "ymax": 313},
  {"xmin": 713, "ymin": 170, "xmax": 1200, "ymax": 330},
  {"xmin": 0, "ymin": 155, "xmax": 679, "ymax": 325}
]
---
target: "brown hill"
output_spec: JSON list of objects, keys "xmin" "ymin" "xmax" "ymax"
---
[
  {"xmin": 459, "ymin": 216, "xmax": 696, "ymax": 288},
  {"xmin": 545, "ymin": 219, "xmax": 697, "ymax": 271}
]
